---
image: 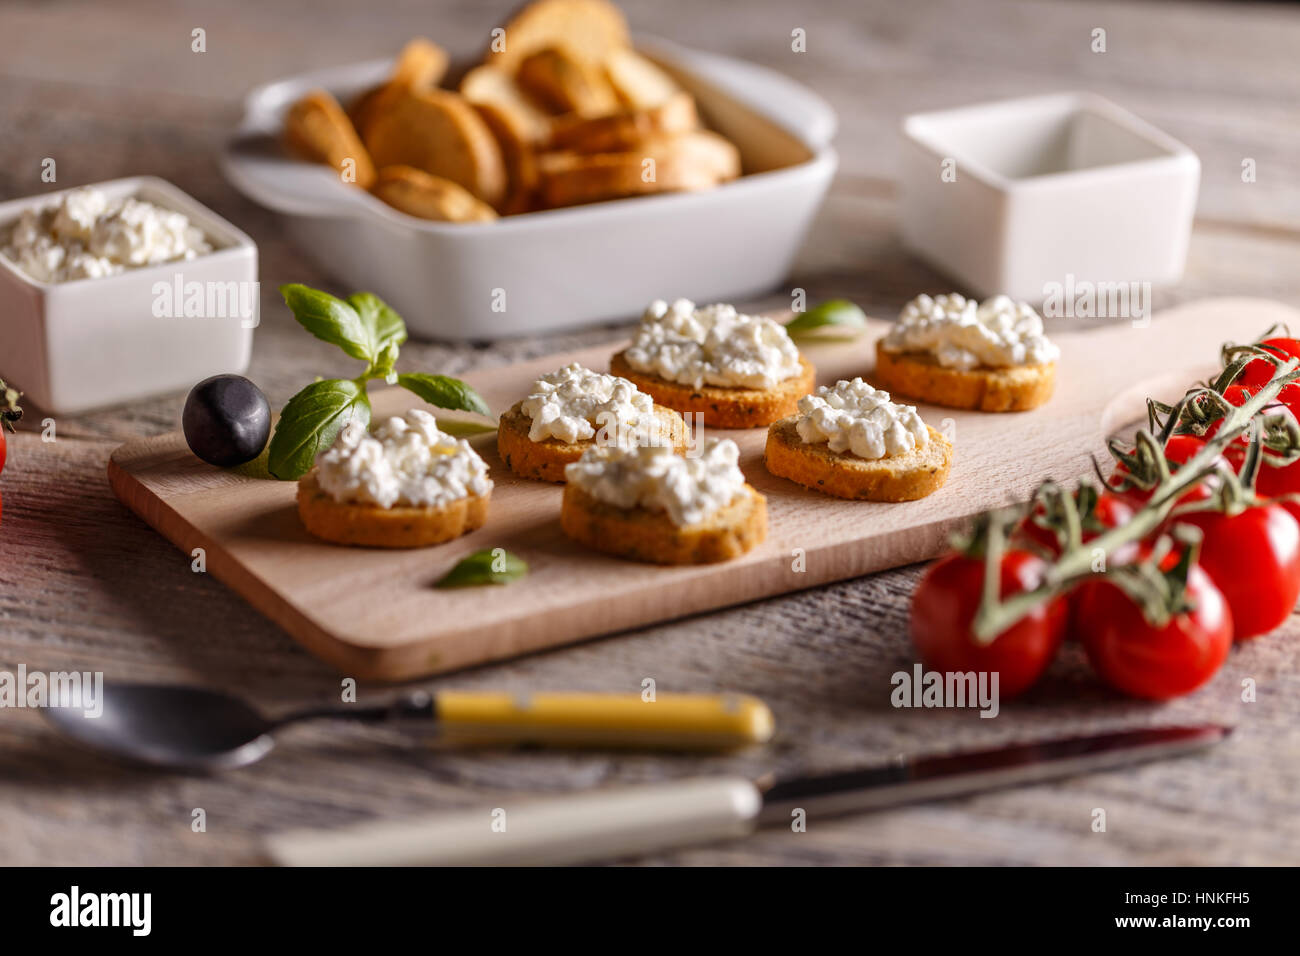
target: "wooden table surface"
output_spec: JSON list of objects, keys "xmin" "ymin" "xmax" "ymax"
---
[{"xmin": 2, "ymin": 0, "xmax": 1299, "ymax": 866}]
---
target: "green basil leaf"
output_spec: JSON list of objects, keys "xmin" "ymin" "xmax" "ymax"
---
[
  {"xmin": 437, "ymin": 419, "xmax": 499, "ymax": 437},
  {"xmin": 268, "ymin": 378, "xmax": 371, "ymax": 480},
  {"xmin": 397, "ymin": 372, "xmax": 491, "ymax": 417},
  {"xmin": 347, "ymin": 292, "xmax": 407, "ymax": 357},
  {"xmin": 785, "ymin": 299, "xmax": 868, "ymax": 338},
  {"xmin": 435, "ymin": 549, "xmax": 528, "ymax": 589},
  {"xmin": 279, "ymin": 284, "xmax": 374, "ymax": 362}
]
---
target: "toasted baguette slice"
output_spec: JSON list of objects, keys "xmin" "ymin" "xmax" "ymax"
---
[
  {"xmin": 537, "ymin": 130, "xmax": 738, "ymax": 207},
  {"xmin": 349, "ymin": 38, "xmax": 450, "ymax": 139},
  {"xmin": 609, "ymin": 352, "xmax": 815, "ymax": 429},
  {"xmin": 459, "ymin": 68, "xmax": 550, "ymax": 213},
  {"xmin": 517, "ymin": 46, "xmax": 621, "ymax": 116},
  {"xmin": 297, "ymin": 473, "xmax": 489, "ymax": 548},
  {"xmin": 485, "ymin": 0, "xmax": 630, "ymax": 73},
  {"xmin": 873, "ymin": 340, "xmax": 1056, "ymax": 412},
  {"xmin": 604, "ymin": 48, "xmax": 681, "ymax": 109},
  {"xmin": 363, "ymin": 88, "xmax": 507, "ymax": 206},
  {"xmin": 548, "ymin": 91, "xmax": 698, "ymax": 153},
  {"xmin": 561, "ymin": 482, "xmax": 766, "ymax": 564},
  {"xmin": 765, "ymin": 420, "xmax": 953, "ymax": 501},
  {"xmin": 460, "ymin": 65, "xmax": 553, "ymax": 143},
  {"xmin": 498, "ymin": 402, "xmax": 689, "ymax": 482},
  {"xmin": 372, "ymin": 166, "xmax": 498, "ymax": 223},
  {"xmin": 284, "ymin": 90, "xmax": 377, "ymax": 189}
]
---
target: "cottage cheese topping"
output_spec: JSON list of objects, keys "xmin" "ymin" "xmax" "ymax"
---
[
  {"xmin": 520, "ymin": 363, "xmax": 658, "ymax": 445},
  {"xmin": 795, "ymin": 378, "xmax": 930, "ymax": 460},
  {"xmin": 565, "ymin": 438, "xmax": 746, "ymax": 528},
  {"xmin": 1, "ymin": 186, "xmax": 213, "ymax": 284},
  {"xmin": 315, "ymin": 409, "xmax": 492, "ymax": 509},
  {"xmin": 884, "ymin": 293, "xmax": 1060, "ymax": 370},
  {"xmin": 622, "ymin": 299, "xmax": 803, "ymax": 390}
]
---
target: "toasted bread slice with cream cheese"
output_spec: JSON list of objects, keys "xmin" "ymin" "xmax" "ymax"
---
[
  {"xmin": 873, "ymin": 340, "xmax": 1056, "ymax": 412},
  {"xmin": 609, "ymin": 352, "xmax": 815, "ymax": 428},
  {"xmin": 297, "ymin": 472, "xmax": 489, "ymax": 548},
  {"xmin": 560, "ymin": 482, "xmax": 766, "ymax": 564},
  {"xmin": 764, "ymin": 419, "xmax": 952, "ymax": 501},
  {"xmin": 497, "ymin": 401, "xmax": 689, "ymax": 482}
]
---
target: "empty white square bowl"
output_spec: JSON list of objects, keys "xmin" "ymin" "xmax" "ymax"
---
[
  {"xmin": 900, "ymin": 92, "xmax": 1200, "ymax": 303},
  {"xmin": 0, "ymin": 176, "xmax": 258, "ymax": 415}
]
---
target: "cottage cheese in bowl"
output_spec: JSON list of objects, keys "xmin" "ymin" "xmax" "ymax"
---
[
  {"xmin": 1, "ymin": 186, "xmax": 213, "ymax": 283},
  {"xmin": 796, "ymin": 378, "xmax": 930, "ymax": 460},
  {"xmin": 520, "ymin": 363, "xmax": 660, "ymax": 445},
  {"xmin": 316, "ymin": 409, "xmax": 492, "ymax": 509},
  {"xmin": 884, "ymin": 293, "xmax": 1060, "ymax": 370},
  {"xmin": 622, "ymin": 299, "xmax": 803, "ymax": 390},
  {"xmin": 564, "ymin": 438, "xmax": 746, "ymax": 527}
]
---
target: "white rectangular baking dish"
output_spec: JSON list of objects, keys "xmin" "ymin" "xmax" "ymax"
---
[
  {"xmin": 899, "ymin": 92, "xmax": 1199, "ymax": 303},
  {"xmin": 0, "ymin": 176, "xmax": 257, "ymax": 415},
  {"xmin": 222, "ymin": 39, "xmax": 837, "ymax": 341}
]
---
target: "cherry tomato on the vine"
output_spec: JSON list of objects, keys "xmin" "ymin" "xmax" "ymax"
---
[
  {"xmin": 911, "ymin": 549, "xmax": 1068, "ymax": 699},
  {"xmin": 1109, "ymin": 434, "xmax": 1224, "ymax": 509},
  {"xmin": 1074, "ymin": 554, "xmax": 1232, "ymax": 700},
  {"xmin": 1017, "ymin": 490, "xmax": 1136, "ymax": 559},
  {"xmin": 1177, "ymin": 503, "xmax": 1300, "ymax": 640},
  {"xmin": 1236, "ymin": 337, "xmax": 1300, "ymax": 389}
]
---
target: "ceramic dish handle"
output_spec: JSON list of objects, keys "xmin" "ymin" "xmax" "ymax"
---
[{"xmin": 265, "ymin": 775, "xmax": 763, "ymax": 866}]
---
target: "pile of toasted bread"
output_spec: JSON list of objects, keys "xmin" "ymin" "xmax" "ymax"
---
[{"xmin": 283, "ymin": 0, "xmax": 742, "ymax": 223}]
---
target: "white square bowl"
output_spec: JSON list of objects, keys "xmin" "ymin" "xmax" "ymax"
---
[
  {"xmin": 221, "ymin": 38, "xmax": 837, "ymax": 341},
  {"xmin": 900, "ymin": 92, "xmax": 1200, "ymax": 302},
  {"xmin": 0, "ymin": 176, "xmax": 258, "ymax": 415}
]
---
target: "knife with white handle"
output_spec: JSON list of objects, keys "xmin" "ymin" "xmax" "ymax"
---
[{"xmin": 265, "ymin": 724, "xmax": 1229, "ymax": 866}]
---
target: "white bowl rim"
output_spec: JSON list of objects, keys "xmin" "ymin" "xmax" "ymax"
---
[
  {"xmin": 902, "ymin": 91, "xmax": 1200, "ymax": 193},
  {"xmin": 0, "ymin": 175, "xmax": 257, "ymax": 292}
]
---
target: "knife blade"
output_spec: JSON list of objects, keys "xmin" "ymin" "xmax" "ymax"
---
[{"xmin": 265, "ymin": 724, "xmax": 1229, "ymax": 866}]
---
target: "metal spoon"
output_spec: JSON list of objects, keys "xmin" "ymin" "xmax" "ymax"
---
[{"xmin": 40, "ymin": 682, "xmax": 774, "ymax": 771}]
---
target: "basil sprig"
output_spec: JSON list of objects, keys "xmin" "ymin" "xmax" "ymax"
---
[
  {"xmin": 784, "ymin": 298, "xmax": 868, "ymax": 339},
  {"xmin": 267, "ymin": 284, "xmax": 490, "ymax": 480},
  {"xmin": 435, "ymin": 549, "xmax": 529, "ymax": 588}
]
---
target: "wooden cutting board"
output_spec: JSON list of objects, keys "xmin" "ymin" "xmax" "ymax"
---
[{"xmin": 108, "ymin": 298, "xmax": 1297, "ymax": 680}]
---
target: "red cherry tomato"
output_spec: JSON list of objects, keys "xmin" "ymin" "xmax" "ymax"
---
[
  {"xmin": 1075, "ymin": 557, "xmax": 1231, "ymax": 700},
  {"xmin": 1177, "ymin": 503, "xmax": 1300, "ymax": 640},
  {"xmin": 0, "ymin": 426, "xmax": 6, "ymax": 475},
  {"xmin": 1109, "ymin": 434, "xmax": 1223, "ymax": 508},
  {"xmin": 1018, "ymin": 491, "xmax": 1136, "ymax": 559},
  {"xmin": 911, "ymin": 550, "xmax": 1068, "ymax": 699},
  {"xmin": 1236, "ymin": 337, "xmax": 1300, "ymax": 389},
  {"xmin": 1206, "ymin": 383, "xmax": 1300, "ymax": 524}
]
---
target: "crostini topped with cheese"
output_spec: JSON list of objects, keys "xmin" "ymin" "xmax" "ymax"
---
[
  {"xmin": 498, "ymin": 361, "xmax": 688, "ymax": 482},
  {"xmin": 765, "ymin": 378, "xmax": 953, "ymax": 501},
  {"xmin": 560, "ymin": 438, "xmax": 767, "ymax": 563},
  {"xmin": 298, "ymin": 409, "xmax": 493, "ymax": 547},
  {"xmin": 875, "ymin": 293, "xmax": 1059, "ymax": 412},
  {"xmin": 610, "ymin": 299, "xmax": 816, "ymax": 427}
]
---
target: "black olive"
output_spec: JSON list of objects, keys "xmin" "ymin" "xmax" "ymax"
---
[{"xmin": 182, "ymin": 374, "xmax": 271, "ymax": 467}]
